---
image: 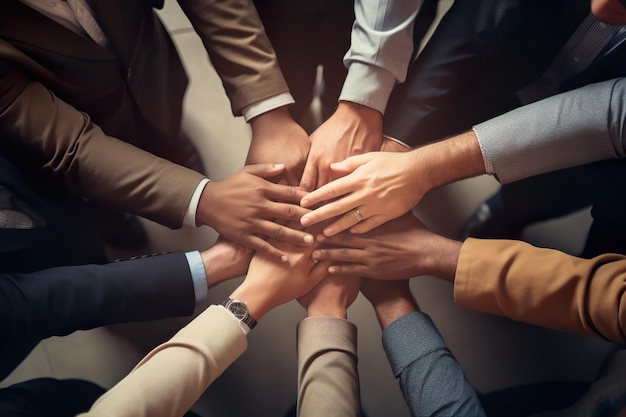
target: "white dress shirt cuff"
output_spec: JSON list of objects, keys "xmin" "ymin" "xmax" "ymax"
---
[
  {"xmin": 241, "ymin": 93, "xmax": 295, "ymax": 122},
  {"xmin": 339, "ymin": 62, "xmax": 397, "ymax": 114},
  {"xmin": 471, "ymin": 127, "xmax": 494, "ymax": 175},
  {"xmin": 184, "ymin": 178, "xmax": 210, "ymax": 227},
  {"xmin": 382, "ymin": 134, "xmax": 412, "ymax": 150},
  {"xmin": 184, "ymin": 251, "xmax": 208, "ymax": 308},
  {"xmin": 217, "ymin": 305, "xmax": 251, "ymax": 335}
]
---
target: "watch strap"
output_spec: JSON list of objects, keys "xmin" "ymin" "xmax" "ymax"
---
[{"xmin": 220, "ymin": 298, "xmax": 257, "ymax": 330}]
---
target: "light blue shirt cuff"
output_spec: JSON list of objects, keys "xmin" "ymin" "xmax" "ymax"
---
[
  {"xmin": 185, "ymin": 251, "xmax": 208, "ymax": 308},
  {"xmin": 340, "ymin": 62, "xmax": 397, "ymax": 114}
]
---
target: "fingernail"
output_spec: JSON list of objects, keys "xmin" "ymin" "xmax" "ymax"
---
[
  {"xmin": 316, "ymin": 234, "xmax": 326, "ymax": 242},
  {"xmin": 273, "ymin": 163, "xmax": 285, "ymax": 169},
  {"xmin": 312, "ymin": 250, "xmax": 321, "ymax": 259},
  {"xmin": 301, "ymin": 198, "xmax": 309, "ymax": 207},
  {"xmin": 301, "ymin": 216, "xmax": 311, "ymax": 226},
  {"xmin": 324, "ymin": 228, "xmax": 334, "ymax": 237},
  {"xmin": 303, "ymin": 234, "xmax": 313, "ymax": 244},
  {"xmin": 328, "ymin": 267, "xmax": 337, "ymax": 274},
  {"xmin": 281, "ymin": 255, "xmax": 288, "ymax": 263}
]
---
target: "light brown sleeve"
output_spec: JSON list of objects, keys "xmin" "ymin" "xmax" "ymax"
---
[
  {"xmin": 454, "ymin": 238, "xmax": 626, "ymax": 343},
  {"xmin": 79, "ymin": 306, "xmax": 248, "ymax": 417},
  {"xmin": 297, "ymin": 317, "xmax": 361, "ymax": 417},
  {"xmin": 178, "ymin": 0, "xmax": 290, "ymax": 116}
]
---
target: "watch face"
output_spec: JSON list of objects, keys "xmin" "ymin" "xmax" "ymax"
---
[{"xmin": 228, "ymin": 300, "xmax": 249, "ymax": 320}]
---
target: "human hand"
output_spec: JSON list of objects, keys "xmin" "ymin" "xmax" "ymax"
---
[
  {"xmin": 196, "ymin": 163, "xmax": 314, "ymax": 262},
  {"xmin": 300, "ymin": 150, "xmax": 425, "ymax": 236},
  {"xmin": 200, "ymin": 236, "xmax": 253, "ymax": 287},
  {"xmin": 361, "ymin": 279, "xmax": 418, "ymax": 329},
  {"xmin": 311, "ymin": 212, "xmax": 462, "ymax": 281},
  {"xmin": 229, "ymin": 223, "xmax": 331, "ymax": 320},
  {"xmin": 297, "ymin": 274, "xmax": 362, "ymax": 319},
  {"xmin": 247, "ymin": 106, "xmax": 310, "ymax": 185},
  {"xmin": 300, "ymin": 101, "xmax": 383, "ymax": 191}
]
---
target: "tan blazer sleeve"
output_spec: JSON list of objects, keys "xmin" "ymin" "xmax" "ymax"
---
[
  {"xmin": 455, "ymin": 238, "xmax": 626, "ymax": 343},
  {"xmin": 79, "ymin": 305, "xmax": 248, "ymax": 417},
  {"xmin": 178, "ymin": 0, "xmax": 290, "ymax": 116},
  {"xmin": 297, "ymin": 317, "xmax": 361, "ymax": 417},
  {"xmin": 0, "ymin": 62, "xmax": 204, "ymax": 228}
]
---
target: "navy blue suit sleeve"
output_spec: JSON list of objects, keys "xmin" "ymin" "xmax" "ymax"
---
[
  {"xmin": 0, "ymin": 251, "xmax": 195, "ymax": 363},
  {"xmin": 382, "ymin": 312, "xmax": 486, "ymax": 417}
]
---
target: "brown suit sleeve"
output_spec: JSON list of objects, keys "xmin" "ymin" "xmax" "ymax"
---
[
  {"xmin": 454, "ymin": 238, "xmax": 626, "ymax": 343},
  {"xmin": 297, "ymin": 317, "xmax": 361, "ymax": 417},
  {"xmin": 0, "ymin": 62, "xmax": 204, "ymax": 228},
  {"xmin": 178, "ymin": 0, "xmax": 290, "ymax": 116}
]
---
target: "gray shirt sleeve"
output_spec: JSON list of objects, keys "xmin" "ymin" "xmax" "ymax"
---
[
  {"xmin": 473, "ymin": 78, "xmax": 626, "ymax": 184},
  {"xmin": 382, "ymin": 312, "xmax": 485, "ymax": 417}
]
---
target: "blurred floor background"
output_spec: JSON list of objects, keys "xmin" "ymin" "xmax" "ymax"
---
[{"xmin": 1, "ymin": 2, "xmax": 616, "ymax": 416}]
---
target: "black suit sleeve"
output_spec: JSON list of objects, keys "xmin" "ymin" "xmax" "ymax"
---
[{"xmin": 0, "ymin": 251, "xmax": 196, "ymax": 377}]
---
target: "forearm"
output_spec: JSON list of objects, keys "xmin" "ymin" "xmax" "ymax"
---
[
  {"xmin": 200, "ymin": 240, "xmax": 251, "ymax": 287},
  {"xmin": 455, "ymin": 238, "xmax": 626, "ymax": 343},
  {"xmin": 297, "ymin": 317, "xmax": 360, "ymax": 417},
  {"xmin": 79, "ymin": 306, "xmax": 247, "ymax": 417},
  {"xmin": 474, "ymin": 78, "xmax": 626, "ymax": 184},
  {"xmin": 413, "ymin": 130, "xmax": 486, "ymax": 195}
]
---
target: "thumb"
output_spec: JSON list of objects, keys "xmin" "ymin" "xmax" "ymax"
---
[
  {"xmin": 329, "ymin": 154, "xmax": 372, "ymax": 176},
  {"xmin": 299, "ymin": 162, "xmax": 318, "ymax": 191},
  {"xmin": 244, "ymin": 163, "xmax": 286, "ymax": 178}
]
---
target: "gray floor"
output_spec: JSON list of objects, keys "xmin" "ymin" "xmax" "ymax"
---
[{"xmin": 1, "ymin": 2, "xmax": 617, "ymax": 416}]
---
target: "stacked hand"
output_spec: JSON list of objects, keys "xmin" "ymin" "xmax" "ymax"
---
[
  {"xmin": 311, "ymin": 212, "xmax": 462, "ymax": 281},
  {"xmin": 230, "ymin": 221, "xmax": 331, "ymax": 320},
  {"xmin": 197, "ymin": 163, "xmax": 314, "ymax": 262}
]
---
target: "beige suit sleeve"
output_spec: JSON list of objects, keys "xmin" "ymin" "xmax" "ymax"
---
[
  {"xmin": 178, "ymin": 0, "xmax": 290, "ymax": 115},
  {"xmin": 79, "ymin": 305, "xmax": 247, "ymax": 417},
  {"xmin": 455, "ymin": 238, "xmax": 626, "ymax": 343},
  {"xmin": 297, "ymin": 317, "xmax": 360, "ymax": 417}
]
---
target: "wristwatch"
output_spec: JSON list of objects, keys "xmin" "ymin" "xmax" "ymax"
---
[{"xmin": 220, "ymin": 298, "xmax": 257, "ymax": 330}]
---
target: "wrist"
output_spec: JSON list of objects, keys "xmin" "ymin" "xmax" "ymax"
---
[
  {"xmin": 229, "ymin": 283, "xmax": 272, "ymax": 321},
  {"xmin": 421, "ymin": 238, "xmax": 463, "ymax": 282},
  {"xmin": 337, "ymin": 100, "xmax": 382, "ymax": 121},
  {"xmin": 201, "ymin": 241, "xmax": 250, "ymax": 287},
  {"xmin": 306, "ymin": 305, "xmax": 348, "ymax": 319},
  {"xmin": 374, "ymin": 296, "xmax": 419, "ymax": 330},
  {"xmin": 417, "ymin": 130, "xmax": 486, "ymax": 191},
  {"xmin": 249, "ymin": 105, "xmax": 292, "ymax": 134}
]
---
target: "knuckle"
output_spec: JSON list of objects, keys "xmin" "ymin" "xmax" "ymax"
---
[
  {"xmin": 342, "ymin": 265, "xmax": 355, "ymax": 274},
  {"xmin": 340, "ymin": 248, "xmax": 350, "ymax": 259},
  {"xmin": 273, "ymin": 227, "xmax": 285, "ymax": 237}
]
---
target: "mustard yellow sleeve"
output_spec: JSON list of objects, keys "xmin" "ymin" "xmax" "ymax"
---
[{"xmin": 455, "ymin": 238, "xmax": 626, "ymax": 343}]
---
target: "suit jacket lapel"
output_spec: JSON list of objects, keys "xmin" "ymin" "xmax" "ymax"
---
[
  {"xmin": 0, "ymin": 1, "xmax": 112, "ymax": 61},
  {"xmin": 89, "ymin": 0, "xmax": 138, "ymax": 67}
]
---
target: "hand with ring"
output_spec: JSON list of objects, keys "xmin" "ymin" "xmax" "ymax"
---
[{"xmin": 300, "ymin": 150, "xmax": 424, "ymax": 237}]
